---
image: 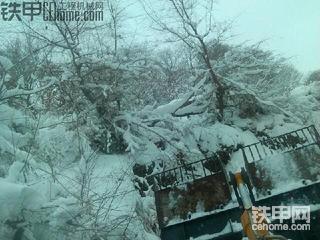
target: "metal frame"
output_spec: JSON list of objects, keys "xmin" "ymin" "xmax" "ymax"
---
[
  {"xmin": 242, "ymin": 125, "xmax": 320, "ymax": 163},
  {"xmin": 154, "ymin": 125, "xmax": 320, "ymax": 240},
  {"xmin": 149, "ymin": 154, "xmax": 225, "ymax": 190}
]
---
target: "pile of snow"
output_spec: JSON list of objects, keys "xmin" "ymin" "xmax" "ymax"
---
[
  {"xmin": 0, "ymin": 55, "xmax": 13, "ymax": 71},
  {"xmin": 0, "ymin": 102, "xmax": 159, "ymax": 240},
  {"xmin": 277, "ymin": 81, "xmax": 320, "ymax": 128},
  {"xmin": 0, "ymin": 104, "xmax": 34, "ymax": 176},
  {"xmin": 0, "ymin": 177, "xmax": 45, "ymax": 239},
  {"xmin": 190, "ymin": 221, "xmax": 242, "ymax": 240},
  {"xmin": 0, "ymin": 179, "xmax": 44, "ymax": 221},
  {"xmin": 35, "ymin": 124, "xmax": 85, "ymax": 168}
]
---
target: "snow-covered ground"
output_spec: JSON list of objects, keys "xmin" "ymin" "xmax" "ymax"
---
[
  {"xmin": 0, "ymin": 72, "xmax": 319, "ymax": 239},
  {"xmin": 0, "ymin": 104, "xmax": 160, "ymax": 240}
]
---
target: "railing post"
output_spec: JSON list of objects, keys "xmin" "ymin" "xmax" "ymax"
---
[
  {"xmin": 241, "ymin": 148, "xmax": 255, "ymax": 198},
  {"xmin": 311, "ymin": 125, "xmax": 320, "ymax": 146}
]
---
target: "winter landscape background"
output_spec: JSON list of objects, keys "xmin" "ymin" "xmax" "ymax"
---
[{"xmin": 0, "ymin": 0, "xmax": 319, "ymax": 239}]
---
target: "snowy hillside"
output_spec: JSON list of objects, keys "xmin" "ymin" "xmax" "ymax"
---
[
  {"xmin": 1, "ymin": 76, "xmax": 318, "ymax": 239},
  {"xmin": 0, "ymin": 1, "xmax": 319, "ymax": 239}
]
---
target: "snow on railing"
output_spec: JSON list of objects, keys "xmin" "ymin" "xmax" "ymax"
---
[
  {"xmin": 242, "ymin": 125, "xmax": 320, "ymax": 163},
  {"xmin": 149, "ymin": 155, "xmax": 225, "ymax": 190},
  {"xmin": 150, "ymin": 125, "xmax": 320, "ymax": 191}
]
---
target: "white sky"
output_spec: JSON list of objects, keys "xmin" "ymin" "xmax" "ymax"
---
[
  {"xmin": 0, "ymin": 0, "xmax": 318, "ymax": 73},
  {"xmin": 213, "ymin": 0, "xmax": 320, "ymax": 72},
  {"xmin": 127, "ymin": 0, "xmax": 320, "ymax": 73}
]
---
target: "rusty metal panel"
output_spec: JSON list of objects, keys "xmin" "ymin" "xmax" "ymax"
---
[
  {"xmin": 246, "ymin": 142, "xmax": 320, "ymax": 198},
  {"xmin": 240, "ymin": 125, "xmax": 320, "ymax": 198},
  {"xmin": 242, "ymin": 125, "xmax": 320, "ymax": 162},
  {"xmin": 155, "ymin": 172, "xmax": 232, "ymax": 228},
  {"xmin": 156, "ymin": 125, "xmax": 320, "ymax": 239}
]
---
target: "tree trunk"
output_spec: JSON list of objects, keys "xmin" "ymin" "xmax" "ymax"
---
[{"xmin": 199, "ymin": 39, "xmax": 225, "ymax": 121}]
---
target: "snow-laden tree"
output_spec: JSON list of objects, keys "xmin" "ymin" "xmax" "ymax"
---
[
  {"xmin": 205, "ymin": 41, "xmax": 301, "ymax": 98},
  {"xmin": 0, "ymin": 42, "xmax": 56, "ymax": 107},
  {"xmin": 142, "ymin": 0, "xmax": 229, "ymax": 121}
]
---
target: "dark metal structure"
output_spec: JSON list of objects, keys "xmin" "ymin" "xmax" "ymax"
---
[
  {"xmin": 150, "ymin": 155, "xmax": 232, "ymax": 228},
  {"xmin": 152, "ymin": 125, "xmax": 320, "ymax": 240},
  {"xmin": 241, "ymin": 125, "xmax": 319, "ymax": 162}
]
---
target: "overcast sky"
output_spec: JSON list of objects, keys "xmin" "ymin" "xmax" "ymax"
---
[
  {"xmin": 1, "ymin": 0, "xmax": 318, "ymax": 73},
  {"xmin": 214, "ymin": 0, "xmax": 320, "ymax": 72},
  {"xmin": 128, "ymin": 0, "xmax": 319, "ymax": 73}
]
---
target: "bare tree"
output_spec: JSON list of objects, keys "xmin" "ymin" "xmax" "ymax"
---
[
  {"xmin": 141, "ymin": 0, "xmax": 231, "ymax": 120},
  {"xmin": 0, "ymin": 53, "xmax": 56, "ymax": 103},
  {"xmin": 107, "ymin": 0, "xmax": 126, "ymax": 55}
]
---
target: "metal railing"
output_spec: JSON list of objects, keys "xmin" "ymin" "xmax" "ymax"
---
[
  {"xmin": 150, "ymin": 125, "xmax": 320, "ymax": 191},
  {"xmin": 242, "ymin": 125, "xmax": 320, "ymax": 162},
  {"xmin": 149, "ymin": 155, "xmax": 224, "ymax": 190}
]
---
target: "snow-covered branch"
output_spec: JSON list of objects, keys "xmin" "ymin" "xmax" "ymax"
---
[{"xmin": 0, "ymin": 78, "xmax": 57, "ymax": 101}]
